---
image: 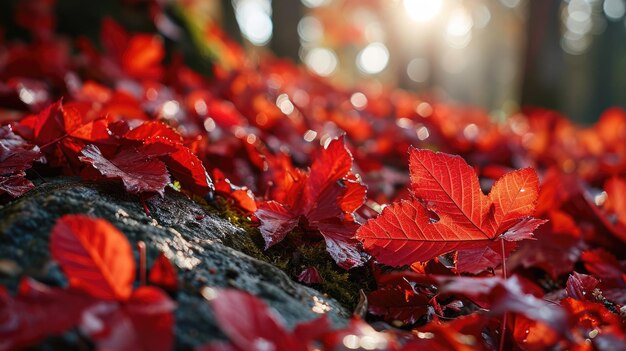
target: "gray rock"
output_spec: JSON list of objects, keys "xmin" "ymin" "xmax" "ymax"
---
[{"xmin": 0, "ymin": 178, "xmax": 350, "ymax": 349}]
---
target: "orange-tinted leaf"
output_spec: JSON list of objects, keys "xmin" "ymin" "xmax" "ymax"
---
[
  {"xmin": 358, "ymin": 149, "xmax": 544, "ymax": 267},
  {"xmin": 124, "ymin": 121, "xmax": 182, "ymax": 143},
  {"xmin": 50, "ymin": 215, "xmax": 135, "ymax": 300},
  {"xmin": 604, "ymin": 177, "xmax": 626, "ymax": 227}
]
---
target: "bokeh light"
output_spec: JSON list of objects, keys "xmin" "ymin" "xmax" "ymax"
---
[
  {"xmin": 234, "ymin": 0, "xmax": 273, "ymax": 46},
  {"xmin": 356, "ymin": 42, "xmax": 389, "ymax": 75},
  {"xmin": 403, "ymin": 0, "xmax": 443, "ymax": 22},
  {"xmin": 305, "ymin": 47, "xmax": 339, "ymax": 76}
]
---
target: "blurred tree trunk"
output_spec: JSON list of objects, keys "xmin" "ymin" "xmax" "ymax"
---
[
  {"xmin": 270, "ymin": 0, "xmax": 303, "ymax": 62},
  {"xmin": 221, "ymin": 0, "xmax": 242, "ymax": 44}
]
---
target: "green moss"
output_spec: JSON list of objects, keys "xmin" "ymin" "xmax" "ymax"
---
[{"xmin": 193, "ymin": 195, "xmax": 374, "ymax": 309}]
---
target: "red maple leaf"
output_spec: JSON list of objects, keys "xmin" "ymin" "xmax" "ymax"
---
[
  {"xmin": 79, "ymin": 144, "xmax": 171, "ymax": 196},
  {"xmin": 255, "ymin": 136, "xmax": 367, "ymax": 269},
  {"xmin": 357, "ymin": 148, "xmax": 546, "ymax": 269}
]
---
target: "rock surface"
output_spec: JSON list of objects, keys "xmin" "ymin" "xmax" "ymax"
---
[{"xmin": 0, "ymin": 178, "xmax": 350, "ymax": 349}]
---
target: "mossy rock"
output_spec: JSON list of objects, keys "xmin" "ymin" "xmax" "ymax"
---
[{"xmin": 0, "ymin": 177, "xmax": 350, "ymax": 349}]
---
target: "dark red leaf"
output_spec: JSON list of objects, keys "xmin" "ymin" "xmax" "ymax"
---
[
  {"xmin": 507, "ymin": 210, "xmax": 583, "ymax": 279},
  {"xmin": 0, "ymin": 172, "xmax": 35, "ymax": 198},
  {"xmin": 368, "ymin": 278, "xmax": 431, "ymax": 325},
  {"xmin": 81, "ymin": 287, "xmax": 175, "ymax": 351},
  {"xmin": 439, "ymin": 275, "xmax": 567, "ymax": 334},
  {"xmin": 0, "ymin": 125, "xmax": 41, "ymax": 175},
  {"xmin": 566, "ymin": 272, "xmax": 599, "ymax": 301},
  {"xmin": 202, "ymin": 288, "xmax": 303, "ymax": 351},
  {"xmin": 0, "ymin": 278, "xmax": 94, "ymax": 351},
  {"xmin": 297, "ymin": 267, "xmax": 323, "ymax": 285},
  {"xmin": 79, "ymin": 144, "xmax": 170, "ymax": 195}
]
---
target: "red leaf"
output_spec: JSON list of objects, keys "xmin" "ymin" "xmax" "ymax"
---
[
  {"xmin": 566, "ymin": 272, "xmax": 599, "ymax": 301},
  {"xmin": 148, "ymin": 253, "xmax": 179, "ymax": 292},
  {"xmin": 256, "ymin": 136, "xmax": 367, "ymax": 268},
  {"xmin": 125, "ymin": 287, "xmax": 175, "ymax": 351},
  {"xmin": 0, "ymin": 172, "xmax": 34, "ymax": 197},
  {"xmin": 124, "ymin": 121, "xmax": 182, "ymax": 143},
  {"xmin": 81, "ymin": 287, "xmax": 175, "ymax": 351},
  {"xmin": 50, "ymin": 215, "xmax": 135, "ymax": 301},
  {"xmin": 368, "ymin": 278, "xmax": 431, "ymax": 325},
  {"xmin": 297, "ymin": 267, "xmax": 323, "ymax": 285},
  {"xmin": 0, "ymin": 125, "xmax": 41, "ymax": 175},
  {"xmin": 561, "ymin": 298, "xmax": 625, "ymax": 347},
  {"xmin": 79, "ymin": 144, "xmax": 170, "ymax": 195},
  {"xmin": 507, "ymin": 210, "xmax": 583, "ymax": 279},
  {"xmin": 0, "ymin": 278, "xmax": 94, "ymax": 351},
  {"xmin": 142, "ymin": 137, "xmax": 212, "ymax": 196},
  {"xmin": 357, "ymin": 149, "xmax": 544, "ymax": 266},
  {"xmin": 122, "ymin": 35, "xmax": 164, "ymax": 81},
  {"xmin": 440, "ymin": 275, "xmax": 567, "ymax": 334},
  {"xmin": 255, "ymin": 201, "xmax": 299, "ymax": 248},
  {"xmin": 212, "ymin": 168, "xmax": 256, "ymax": 212},
  {"xmin": 604, "ymin": 176, "xmax": 626, "ymax": 228},
  {"xmin": 581, "ymin": 249, "xmax": 626, "ymax": 304},
  {"xmin": 202, "ymin": 288, "xmax": 304, "ymax": 351}
]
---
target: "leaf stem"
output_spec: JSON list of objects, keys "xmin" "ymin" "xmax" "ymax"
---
[{"xmin": 137, "ymin": 241, "xmax": 146, "ymax": 286}]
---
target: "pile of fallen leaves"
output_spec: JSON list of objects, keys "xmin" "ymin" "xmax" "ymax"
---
[{"xmin": 1, "ymin": 2, "xmax": 626, "ymax": 350}]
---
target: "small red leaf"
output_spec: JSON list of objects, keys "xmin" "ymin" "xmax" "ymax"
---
[
  {"xmin": 142, "ymin": 137, "xmax": 212, "ymax": 196},
  {"xmin": 566, "ymin": 272, "xmax": 599, "ymax": 300},
  {"xmin": 148, "ymin": 253, "xmax": 179, "ymax": 292},
  {"xmin": 0, "ymin": 125, "xmax": 41, "ymax": 176},
  {"xmin": 50, "ymin": 215, "xmax": 135, "ymax": 300},
  {"xmin": 124, "ymin": 121, "xmax": 182, "ymax": 143},
  {"xmin": 0, "ymin": 172, "xmax": 35, "ymax": 198},
  {"xmin": 297, "ymin": 267, "xmax": 323, "ymax": 285}
]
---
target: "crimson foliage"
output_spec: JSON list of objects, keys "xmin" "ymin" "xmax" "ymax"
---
[{"xmin": 1, "ymin": 3, "xmax": 625, "ymax": 350}]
